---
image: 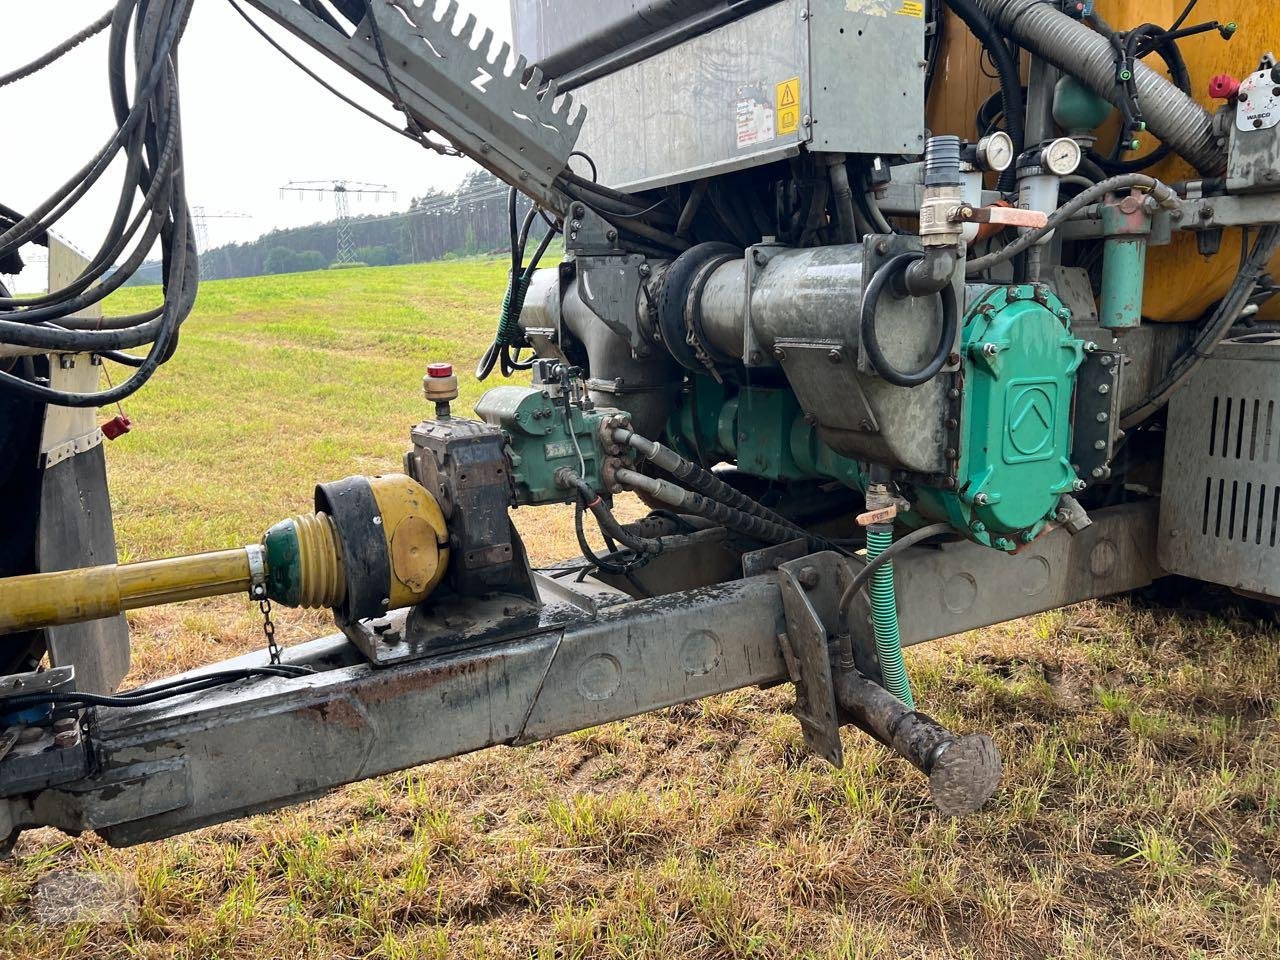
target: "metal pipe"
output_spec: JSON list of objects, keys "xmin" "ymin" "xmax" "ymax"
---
[
  {"xmin": 834, "ymin": 669, "xmax": 1002, "ymax": 816},
  {"xmin": 0, "ymin": 549, "xmax": 256, "ymax": 634}
]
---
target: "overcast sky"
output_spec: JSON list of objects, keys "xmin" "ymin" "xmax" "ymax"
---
[{"xmin": 4, "ymin": 0, "xmax": 511, "ymax": 288}]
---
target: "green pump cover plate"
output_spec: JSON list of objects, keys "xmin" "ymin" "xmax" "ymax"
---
[{"xmin": 954, "ymin": 284, "xmax": 1083, "ymax": 548}]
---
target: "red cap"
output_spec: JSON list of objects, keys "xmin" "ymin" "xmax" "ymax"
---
[
  {"xmin": 426, "ymin": 362, "xmax": 454, "ymax": 378},
  {"xmin": 101, "ymin": 414, "xmax": 132, "ymax": 440},
  {"xmin": 1209, "ymin": 74, "xmax": 1240, "ymax": 100}
]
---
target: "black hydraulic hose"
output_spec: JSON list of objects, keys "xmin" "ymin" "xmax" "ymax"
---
[
  {"xmin": 614, "ymin": 468, "xmax": 802, "ymax": 546},
  {"xmin": 861, "ymin": 252, "xmax": 959, "ymax": 388},
  {"xmin": 837, "ymin": 522, "xmax": 954, "ymax": 634},
  {"xmin": 943, "ymin": 0, "xmax": 1023, "ymax": 193},
  {"xmin": 564, "ymin": 472, "xmax": 662, "ymax": 556},
  {"xmin": 0, "ymin": 9, "xmax": 113, "ymax": 88},
  {"xmin": 612, "ymin": 427, "xmax": 806, "ymax": 536}
]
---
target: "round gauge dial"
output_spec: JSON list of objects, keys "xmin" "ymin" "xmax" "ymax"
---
[
  {"xmin": 1042, "ymin": 137, "xmax": 1083, "ymax": 176},
  {"xmin": 977, "ymin": 132, "xmax": 1015, "ymax": 173}
]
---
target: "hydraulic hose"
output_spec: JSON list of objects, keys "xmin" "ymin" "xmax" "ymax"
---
[
  {"xmin": 969, "ymin": 0, "xmax": 1224, "ymax": 174},
  {"xmin": 861, "ymin": 252, "xmax": 959, "ymax": 387},
  {"xmin": 942, "ymin": 0, "xmax": 1024, "ymax": 193},
  {"xmin": 612, "ymin": 428, "xmax": 803, "ymax": 535},
  {"xmin": 865, "ymin": 525, "xmax": 913, "ymax": 708},
  {"xmin": 614, "ymin": 468, "xmax": 802, "ymax": 546},
  {"xmin": 965, "ymin": 173, "xmax": 1178, "ymax": 276}
]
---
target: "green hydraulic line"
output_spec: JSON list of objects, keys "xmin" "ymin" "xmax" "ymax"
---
[{"xmin": 864, "ymin": 524, "xmax": 914, "ymax": 708}]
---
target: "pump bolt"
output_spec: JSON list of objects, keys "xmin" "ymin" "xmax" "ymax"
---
[
  {"xmin": 995, "ymin": 537, "xmax": 1014, "ymax": 550},
  {"xmin": 974, "ymin": 493, "xmax": 990, "ymax": 506},
  {"xmin": 1073, "ymin": 479, "xmax": 1088, "ymax": 492},
  {"xmin": 1094, "ymin": 439, "xmax": 1107, "ymax": 450},
  {"xmin": 797, "ymin": 566, "xmax": 821, "ymax": 590},
  {"xmin": 773, "ymin": 346, "xmax": 787, "ymax": 360},
  {"xmin": 1096, "ymin": 412, "xmax": 1109, "ymax": 423},
  {"xmin": 982, "ymin": 343, "xmax": 999, "ymax": 357},
  {"xmin": 1097, "ymin": 383, "xmax": 1110, "ymax": 395},
  {"xmin": 827, "ymin": 348, "xmax": 843, "ymax": 364}
]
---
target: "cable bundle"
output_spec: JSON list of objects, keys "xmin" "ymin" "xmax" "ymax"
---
[{"xmin": 0, "ymin": 1, "xmax": 198, "ymax": 407}]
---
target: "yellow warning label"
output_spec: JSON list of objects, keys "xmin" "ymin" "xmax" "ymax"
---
[
  {"xmin": 776, "ymin": 77, "xmax": 801, "ymax": 136},
  {"xmin": 897, "ymin": 0, "xmax": 924, "ymax": 16}
]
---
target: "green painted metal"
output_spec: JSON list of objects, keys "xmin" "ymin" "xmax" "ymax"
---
[
  {"xmin": 865, "ymin": 525, "xmax": 913, "ymax": 707},
  {"xmin": 262, "ymin": 518, "xmax": 304, "ymax": 606},
  {"xmin": 475, "ymin": 385, "xmax": 628, "ymax": 504},
  {"xmin": 1052, "ymin": 75, "xmax": 1113, "ymax": 134},
  {"xmin": 1099, "ymin": 201, "xmax": 1151, "ymax": 330},
  {"xmin": 667, "ymin": 288, "xmax": 1082, "ymax": 554},
  {"xmin": 939, "ymin": 284, "xmax": 1084, "ymax": 550}
]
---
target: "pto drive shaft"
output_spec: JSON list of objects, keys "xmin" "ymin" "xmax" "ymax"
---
[{"xmin": 0, "ymin": 474, "xmax": 449, "ymax": 636}]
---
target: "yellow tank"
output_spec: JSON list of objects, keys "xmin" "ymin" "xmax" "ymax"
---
[{"xmin": 926, "ymin": 2, "xmax": 1280, "ymax": 322}]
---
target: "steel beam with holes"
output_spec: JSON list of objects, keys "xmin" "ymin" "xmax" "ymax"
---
[{"xmin": 1, "ymin": 502, "xmax": 1158, "ymax": 847}]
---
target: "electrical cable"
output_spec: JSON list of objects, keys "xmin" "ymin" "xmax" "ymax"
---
[
  {"xmin": 860, "ymin": 252, "xmax": 959, "ymax": 388},
  {"xmin": 836, "ymin": 522, "xmax": 954, "ymax": 635},
  {"xmin": 1121, "ymin": 225, "xmax": 1280, "ymax": 428},
  {"xmin": 0, "ymin": 666, "xmax": 312, "ymax": 713}
]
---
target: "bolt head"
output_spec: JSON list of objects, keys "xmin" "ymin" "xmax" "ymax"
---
[
  {"xmin": 1091, "ymin": 467, "xmax": 1107, "ymax": 478},
  {"xmin": 1096, "ymin": 412, "xmax": 1109, "ymax": 423},
  {"xmin": 827, "ymin": 348, "xmax": 843, "ymax": 364},
  {"xmin": 1097, "ymin": 383, "xmax": 1110, "ymax": 394},
  {"xmin": 1073, "ymin": 479, "xmax": 1088, "ymax": 492},
  {"xmin": 797, "ymin": 565, "xmax": 821, "ymax": 590},
  {"xmin": 773, "ymin": 346, "xmax": 787, "ymax": 360},
  {"xmin": 1094, "ymin": 439, "xmax": 1107, "ymax": 450},
  {"xmin": 974, "ymin": 492, "xmax": 990, "ymax": 506},
  {"xmin": 982, "ymin": 343, "xmax": 999, "ymax": 357}
]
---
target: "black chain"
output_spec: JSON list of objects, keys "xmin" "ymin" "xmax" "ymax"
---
[{"xmin": 259, "ymin": 597, "xmax": 281, "ymax": 666}]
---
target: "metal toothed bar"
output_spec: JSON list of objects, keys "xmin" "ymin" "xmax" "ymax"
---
[{"xmin": 245, "ymin": 0, "xmax": 585, "ymax": 212}]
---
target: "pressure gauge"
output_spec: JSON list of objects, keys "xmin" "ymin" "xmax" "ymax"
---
[
  {"xmin": 1041, "ymin": 137, "xmax": 1083, "ymax": 176},
  {"xmin": 976, "ymin": 132, "xmax": 1015, "ymax": 173}
]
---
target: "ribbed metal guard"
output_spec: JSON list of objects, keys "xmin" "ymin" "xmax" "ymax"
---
[{"xmin": 1158, "ymin": 335, "xmax": 1280, "ymax": 598}]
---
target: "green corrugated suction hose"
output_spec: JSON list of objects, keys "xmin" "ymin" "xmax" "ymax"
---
[{"xmin": 865, "ymin": 524, "xmax": 914, "ymax": 708}]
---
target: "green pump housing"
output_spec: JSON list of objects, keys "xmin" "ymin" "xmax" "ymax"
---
[
  {"xmin": 475, "ymin": 385, "xmax": 632, "ymax": 505},
  {"xmin": 662, "ymin": 284, "xmax": 1083, "ymax": 552}
]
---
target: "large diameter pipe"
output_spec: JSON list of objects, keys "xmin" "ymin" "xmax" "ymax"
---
[
  {"xmin": 972, "ymin": 0, "xmax": 1224, "ymax": 174},
  {"xmin": 0, "ymin": 549, "xmax": 256, "ymax": 634}
]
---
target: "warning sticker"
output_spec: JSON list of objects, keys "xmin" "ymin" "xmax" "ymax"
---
[
  {"xmin": 776, "ymin": 77, "xmax": 801, "ymax": 136},
  {"xmin": 896, "ymin": 0, "xmax": 924, "ymax": 16},
  {"xmin": 735, "ymin": 96, "xmax": 775, "ymax": 149}
]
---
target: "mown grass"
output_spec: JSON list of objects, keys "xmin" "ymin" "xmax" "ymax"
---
[{"xmin": 1, "ymin": 260, "xmax": 1278, "ymax": 958}]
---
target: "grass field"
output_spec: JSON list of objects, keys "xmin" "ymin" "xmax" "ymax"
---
[{"xmin": 1, "ymin": 258, "xmax": 1278, "ymax": 959}]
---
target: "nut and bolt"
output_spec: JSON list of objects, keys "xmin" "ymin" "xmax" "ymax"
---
[
  {"xmin": 982, "ymin": 343, "xmax": 999, "ymax": 357},
  {"xmin": 827, "ymin": 348, "xmax": 843, "ymax": 364},
  {"xmin": 748, "ymin": 350, "xmax": 763, "ymax": 365},
  {"xmin": 1097, "ymin": 383, "xmax": 1110, "ymax": 395},
  {"xmin": 1096, "ymin": 412, "xmax": 1109, "ymax": 423},
  {"xmin": 797, "ymin": 566, "xmax": 821, "ymax": 590},
  {"xmin": 946, "ymin": 352, "xmax": 961, "ymax": 366},
  {"xmin": 638, "ymin": 263, "xmax": 651, "ymax": 278},
  {"xmin": 1021, "ymin": 529, "xmax": 1036, "ymax": 543},
  {"xmin": 995, "ymin": 537, "xmax": 1014, "ymax": 551},
  {"xmin": 974, "ymin": 492, "xmax": 990, "ymax": 506},
  {"xmin": 875, "ymin": 240, "xmax": 890, "ymax": 255},
  {"xmin": 1073, "ymin": 479, "xmax": 1088, "ymax": 492},
  {"xmin": 1091, "ymin": 466, "xmax": 1108, "ymax": 479},
  {"xmin": 773, "ymin": 346, "xmax": 787, "ymax": 360},
  {"xmin": 944, "ymin": 447, "xmax": 957, "ymax": 459},
  {"xmin": 1094, "ymin": 439, "xmax": 1107, "ymax": 450},
  {"xmin": 947, "ymin": 388, "xmax": 961, "ymax": 400}
]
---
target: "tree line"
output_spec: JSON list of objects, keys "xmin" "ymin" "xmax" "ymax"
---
[{"xmin": 124, "ymin": 170, "xmax": 535, "ymax": 285}]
